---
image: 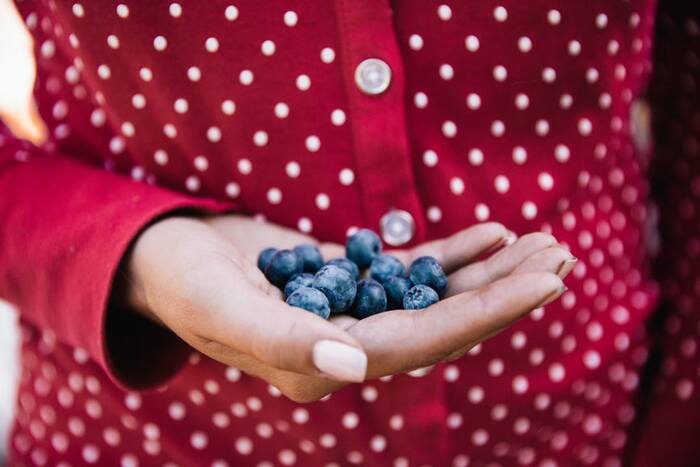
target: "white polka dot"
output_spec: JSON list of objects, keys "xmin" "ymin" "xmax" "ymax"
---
[
  {"xmin": 494, "ymin": 6, "xmax": 508, "ymax": 22},
  {"xmin": 513, "ymin": 375, "xmax": 529, "ymax": 394},
  {"xmin": 107, "ymin": 35, "xmax": 119, "ymax": 49},
  {"xmin": 342, "ymin": 412, "xmax": 359, "ymax": 429},
  {"xmin": 253, "ymin": 131, "xmax": 268, "ymax": 147},
  {"xmin": 238, "ymin": 158, "xmax": 252, "ymax": 174},
  {"xmin": 222, "ymin": 100, "xmax": 236, "ymax": 115},
  {"xmin": 225, "ymin": 5, "xmax": 239, "ymax": 21},
  {"xmin": 97, "ymin": 65, "xmax": 111, "ymax": 80},
  {"xmin": 535, "ymin": 119, "xmax": 550, "ymax": 136},
  {"xmin": 466, "ymin": 93, "xmax": 481, "ymax": 110},
  {"xmin": 273, "ymin": 102, "xmax": 290, "ymax": 119},
  {"xmin": 131, "ymin": 94, "xmax": 146, "ymax": 109},
  {"xmin": 409, "ymin": 34, "xmax": 423, "ymax": 50},
  {"xmin": 207, "ymin": 126, "xmax": 222, "ymax": 143},
  {"xmin": 414, "ymin": 92, "xmax": 428, "ymax": 108},
  {"xmin": 442, "ymin": 121, "xmax": 457, "ymax": 138},
  {"xmin": 568, "ymin": 40, "xmax": 582, "ymax": 56},
  {"xmin": 320, "ymin": 47, "xmax": 335, "ymax": 63},
  {"xmin": 296, "ymin": 74, "xmax": 311, "ymax": 91},
  {"xmin": 190, "ymin": 431, "xmax": 208, "ymax": 450},
  {"xmin": 339, "ymin": 168, "xmax": 354, "ymax": 185},
  {"xmin": 315, "ymin": 193, "xmax": 330, "ymax": 210},
  {"xmin": 284, "ymin": 11, "xmax": 298, "ymax": 27},
  {"xmin": 187, "ymin": 66, "xmax": 201, "ymax": 81},
  {"xmin": 555, "ymin": 144, "xmax": 571, "ymax": 163},
  {"xmin": 538, "ymin": 172, "xmax": 554, "ymax": 191},
  {"xmin": 494, "ymin": 175, "xmax": 510, "ymax": 193},
  {"xmin": 465, "ymin": 35, "xmax": 480, "ymax": 52},
  {"xmin": 298, "ymin": 217, "xmax": 312, "ymax": 233},
  {"xmin": 493, "ymin": 65, "xmax": 507, "ymax": 81},
  {"xmin": 194, "ymin": 155, "xmax": 209, "ymax": 171},
  {"xmin": 437, "ymin": 4, "xmax": 452, "ymax": 21},
  {"xmin": 447, "ymin": 413, "xmax": 463, "ymax": 429},
  {"xmin": 542, "ymin": 67, "xmax": 557, "ymax": 83},
  {"xmin": 306, "ymin": 135, "xmax": 321, "ymax": 152},
  {"xmin": 116, "ymin": 4, "xmax": 129, "ymax": 18},
  {"xmin": 331, "ymin": 109, "xmax": 346, "ymax": 126},
  {"xmin": 549, "ymin": 363, "xmax": 566, "ymax": 382},
  {"xmin": 578, "ymin": 118, "xmax": 593, "ymax": 135},
  {"xmin": 439, "ymin": 64, "xmax": 454, "ymax": 80},
  {"xmin": 174, "ymin": 98, "xmax": 188, "ymax": 114},
  {"xmin": 205, "ymin": 37, "xmax": 219, "ymax": 53},
  {"xmin": 427, "ymin": 206, "xmax": 442, "ymax": 222},
  {"xmin": 169, "ymin": 3, "xmax": 182, "ymax": 18},
  {"xmin": 472, "ymin": 429, "xmax": 489, "ymax": 446},
  {"xmin": 512, "ymin": 146, "xmax": 527, "ymax": 164},
  {"xmin": 285, "ymin": 161, "xmax": 301, "ymax": 178},
  {"xmin": 225, "ymin": 182, "xmax": 240, "ymax": 198},
  {"xmin": 261, "ymin": 40, "xmax": 276, "ymax": 56},
  {"xmin": 491, "ymin": 120, "xmax": 506, "ymax": 137},
  {"xmin": 518, "ymin": 37, "xmax": 533, "ymax": 53},
  {"xmin": 239, "ymin": 70, "xmax": 254, "ymax": 85},
  {"xmin": 267, "ymin": 188, "xmax": 282, "ymax": 204},
  {"xmin": 548, "ymin": 9, "xmax": 561, "ymax": 25},
  {"xmin": 139, "ymin": 68, "xmax": 152, "ymax": 81},
  {"xmin": 596, "ymin": 13, "xmax": 608, "ymax": 29},
  {"xmin": 72, "ymin": 4, "xmax": 85, "ymax": 17},
  {"xmin": 475, "ymin": 203, "xmax": 490, "ymax": 221},
  {"xmin": 450, "ymin": 177, "xmax": 465, "ymax": 195},
  {"xmin": 154, "ymin": 150, "xmax": 169, "ymax": 165},
  {"xmin": 153, "ymin": 36, "xmax": 167, "ymax": 51},
  {"xmin": 185, "ymin": 176, "xmax": 200, "ymax": 192},
  {"xmin": 515, "ymin": 93, "xmax": 529, "ymax": 110},
  {"xmin": 235, "ymin": 437, "xmax": 253, "ymax": 455},
  {"xmin": 467, "ymin": 148, "xmax": 483, "ymax": 166}
]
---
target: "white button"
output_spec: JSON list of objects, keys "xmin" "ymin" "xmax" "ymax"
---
[
  {"xmin": 380, "ymin": 209, "xmax": 415, "ymax": 246},
  {"xmin": 355, "ymin": 58, "xmax": 392, "ymax": 95}
]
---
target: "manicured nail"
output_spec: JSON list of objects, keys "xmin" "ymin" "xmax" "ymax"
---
[
  {"xmin": 312, "ymin": 340, "xmax": 367, "ymax": 382},
  {"xmin": 557, "ymin": 257, "xmax": 578, "ymax": 278},
  {"xmin": 536, "ymin": 284, "xmax": 567, "ymax": 308},
  {"xmin": 504, "ymin": 230, "xmax": 518, "ymax": 246}
]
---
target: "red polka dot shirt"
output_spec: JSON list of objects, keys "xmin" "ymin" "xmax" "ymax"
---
[{"xmin": 1, "ymin": 1, "xmax": 699, "ymax": 466}]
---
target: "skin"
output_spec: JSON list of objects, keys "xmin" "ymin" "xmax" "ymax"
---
[{"xmin": 122, "ymin": 214, "xmax": 573, "ymax": 403}]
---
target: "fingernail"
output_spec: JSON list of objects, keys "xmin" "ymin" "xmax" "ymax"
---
[
  {"xmin": 504, "ymin": 230, "xmax": 518, "ymax": 246},
  {"xmin": 312, "ymin": 340, "xmax": 367, "ymax": 383},
  {"xmin": 557, "ymin": 257, "xmax": 578, "ymax": 278},
  {"xmin": 536, "ymin": 284, "xmax": 567, "ymax": 308}
]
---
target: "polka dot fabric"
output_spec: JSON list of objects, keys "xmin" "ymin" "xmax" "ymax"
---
[{"xmin": 0, "ymin": 0, "xmax": 697, "ymax": 465}]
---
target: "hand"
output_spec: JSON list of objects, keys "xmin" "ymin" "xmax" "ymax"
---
[{"xmin": 125, "ymin": 214, "xmax": 573, "ymax": 402}]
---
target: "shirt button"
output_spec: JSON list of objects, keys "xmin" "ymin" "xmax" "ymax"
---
[
  {"xmin": 380, "ymin": 210, "xmax": 415, "ymax": 246},
  {"xmin": 355, "ymin": 58, "xmax": 392, "ymax": 95}
]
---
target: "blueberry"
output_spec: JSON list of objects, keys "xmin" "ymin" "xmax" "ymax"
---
[
  {"xmin": 403, "ymin": 284, "xmax": 439, "ymax": 310},
  {"xmin": 346, "ymin": 228, "xmax": 382, "ymax": 269},
  {"xmin": 312, "ymin": 265, "xmax": 357, "ymax": 313},
  {"xmin": 283, "ymin": 273, "xmax": 314, "ymax": 299},
  {"xmin": 257, "ymin": 247, "xmax": 278, "ymax": 272},
  {"xmin": 264, "ymin": 249, "xmax": 304, "ymax": 288},
  {"xmin": 351, "ymin": 279, "xmax": 387, "ymax": 319},
  {"xmin": 370, "ymin": 255, "xmax": 406, "ymax": 284},
  {"xmin": 293, "ymin": 244, "xmax": 324, "ymax": 273},
  {"xmin": 325, "ymin": 258, "xmax": 360, "ymax": 281},
  {"xmin": 286, "ymin": 287, "xmax": 331, "ymax": 319},
  {"xmin": 409, "ymin": 256, "xmax": 448, "ymax": 297},
  {"xmin": 384, "ymin": 276, "xmax": 412, "ymax": 310}
]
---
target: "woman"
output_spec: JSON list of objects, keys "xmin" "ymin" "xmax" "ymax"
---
[{"xmin": 0, "ymin": 1, "xmax": 697, "ymax": 465}]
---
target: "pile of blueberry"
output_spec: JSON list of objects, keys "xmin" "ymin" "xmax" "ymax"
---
[{"xmin": 257, "ymin": 229, "xmax": 448, "ymax": 319}]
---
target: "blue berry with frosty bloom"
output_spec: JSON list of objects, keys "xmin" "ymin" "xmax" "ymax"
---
[
  {"xmin": 325, "ymin": 258, "xmax": 360, "ymax": 281},
  {"xmin": 403, "ymin": 284, "xmax": 439, "ymax": 310},
  {"xmin": 293, "ymin": 244, "xmax": 324, "ymax": 273},
  {"xmin": 286, "ymin": 287, "xmax": 331, "ymax": 319},
  {"xmin": 370, "ymin": 254, "xmax": 406, "ymax": 284},
  {"xmin": 346, "ymin": 228, "xmax": 382, "ymax": 269},
  {"xmin": 257, "ymin": 247, "xmax": 278, "ymax": 272},
  {"xmin": 352, "ymin": 279, "xmax": 388, "ymax": 319},
  {"xmin": 264, "ymin": 249, "xmax": 304, "ymax": 288},
  {"xmin": 283, "ymin": 273, "xmax": 314, "ymax": 299},
  {"xmin": 312, "ymin": 265, "xmax": 357, "ymax": 313},
  {"xmin": 409, "ymin": 256, "xmax": 448, "ymax": 297},
  {"xmin": 384, "ymin": 276, "xmax": 412, "ymax": 309}
]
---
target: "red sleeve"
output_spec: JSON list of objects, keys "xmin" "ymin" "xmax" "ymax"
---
[
  {"xmin": 630, "ymin": 4, "xmax": 700, "ymax": 466},
  {"xmin": 0, "ymin": 122, "xmax": 233, "ymax": 389}
]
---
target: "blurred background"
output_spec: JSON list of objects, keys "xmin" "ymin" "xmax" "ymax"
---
[{"xmin": 0, "ymin": 0, "xmax": 43, "ymax": 461}]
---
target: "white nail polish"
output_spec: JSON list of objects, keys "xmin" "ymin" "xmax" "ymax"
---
[
  {"xmin": 312, "ymin": 340, "xmax": 367, "ymax": 382},
  {"xmin": 505, "ymin": 230, "xmax": 518, "ymax": 246}
]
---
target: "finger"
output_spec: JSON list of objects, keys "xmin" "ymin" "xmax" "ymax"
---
[
  {"xmin": 445, "ymin": 232, "xmax": 558, "ymax": 296},
  {"xmin": 355, "ymin": 272, "xmax": 565, "ymax": 378},
  {"xmin": 394, "ymin": 222, "xmax": 509, "ymax": 273},
  {"xmin": 184, "ymin": 257, "xmax": 368, "ymax": 383},
  {"xmin": 511, "ymin": 246, "xmax": 577, "ymax": 279}
]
